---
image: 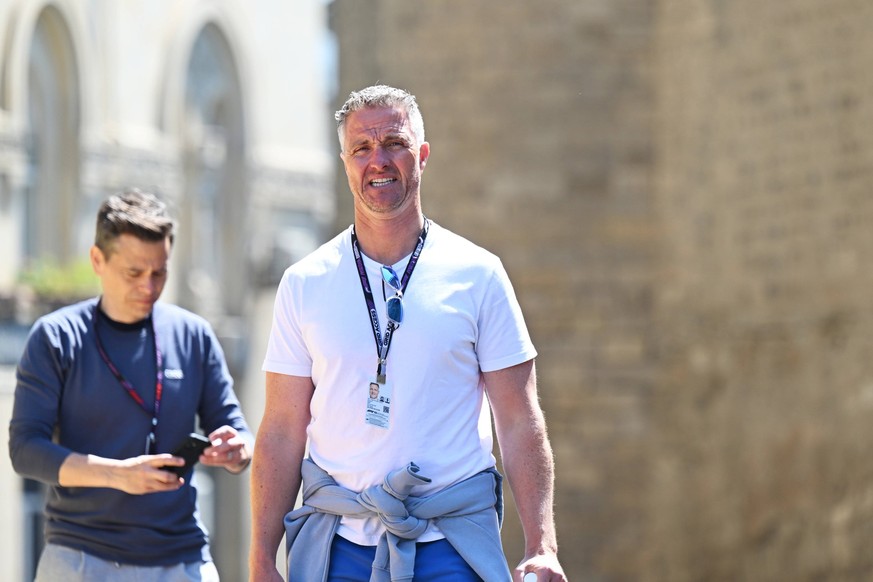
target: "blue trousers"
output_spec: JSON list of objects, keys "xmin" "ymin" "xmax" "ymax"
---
[{"xmin": 327, "ymin": 535, "xmax": 484, "ymax": 581}]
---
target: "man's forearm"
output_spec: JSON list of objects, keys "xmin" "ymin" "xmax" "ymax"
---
[
  {"xmin": 57, "ymin": 452, "xmax": 185, "ymax": 495},
  {"xmin": 250, "ymin": 372, "xmax": 314, "ymax": 579},
  {"xmin": 248, "ymin": 431, "xmax": 306, "ymax": 573},
  {"xmin": 487, "ymin": 361, "xmax": 560, "ymax": 555},
  {"xmin": 59, "ymin": 452, "xmax": 124, "ymax": 488},
  {"xmin": 501, "ymin": 418, "xmax": 559, "ymax": 554}
]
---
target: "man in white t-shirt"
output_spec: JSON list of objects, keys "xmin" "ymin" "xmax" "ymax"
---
[{"xmin": 248, "ymin": 85, "xmax": 566, "ymax": 582}]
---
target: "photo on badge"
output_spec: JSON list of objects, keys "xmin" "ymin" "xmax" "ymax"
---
[{"xmin": 365, "ymin": 380, "xmax": 392, "ymax": 429}]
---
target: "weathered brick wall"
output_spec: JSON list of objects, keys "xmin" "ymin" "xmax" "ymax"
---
[
  {"xmin": 652, "ymin": 1, "xmax": 873, "ymax": 580},
  {"xmin": 331, "ymin": 1, "xmax": 656, "ymax": 579}
]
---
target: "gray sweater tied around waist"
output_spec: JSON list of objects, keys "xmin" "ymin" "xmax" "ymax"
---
[{"xmin": 283, "ymin": 458, "xmax": 512, "ymax": 582}]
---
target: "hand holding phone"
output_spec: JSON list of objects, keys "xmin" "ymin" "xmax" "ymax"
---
[{"xmin": 163, "ymin": 433, "xmax": 211, "ymax": 477}]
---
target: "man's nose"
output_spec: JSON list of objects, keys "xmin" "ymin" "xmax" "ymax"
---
[
  {"xmin": 140, "ymin": 275, "xmax": 159, "ymax": 294},
  {"xmin": 368, "ymin": 146, "xmax": 390, "ymax": 168}
]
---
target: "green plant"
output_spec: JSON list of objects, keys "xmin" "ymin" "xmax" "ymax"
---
[{"xmin": 18, "ymin": 258, "xmax": 99, "ymax": 300}]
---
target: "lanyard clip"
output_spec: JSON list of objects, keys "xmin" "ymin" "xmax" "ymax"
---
[
  {"xmin": 145, "ymin": 432, "xmax": 156, "ymax": 455},
  {"xmin": 377, "ymin": 358, "xmax": 387, "ymax": 384}
]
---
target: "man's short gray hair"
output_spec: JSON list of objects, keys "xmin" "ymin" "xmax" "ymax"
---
[{"xmin": 334, "ymin": 84, "xmax": 425, "ymax": 146}]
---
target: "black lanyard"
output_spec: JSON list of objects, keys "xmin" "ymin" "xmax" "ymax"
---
[
  {"xmin": 351, "ymin": 219, "xmax": 429, "ymax": 383},
  {"xmin": 93, "ymin": 301, "xmax": 163, "ymax": 454}
]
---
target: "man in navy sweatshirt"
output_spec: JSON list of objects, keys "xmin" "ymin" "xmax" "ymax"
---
[{"xmin": 9, "ymin": 188, "xmax": 253, "ymax": 581}]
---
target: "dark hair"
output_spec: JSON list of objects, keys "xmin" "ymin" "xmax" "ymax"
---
[{"xmin": 94, "ymin": 188, "xmax": 175, "ymax": 257}]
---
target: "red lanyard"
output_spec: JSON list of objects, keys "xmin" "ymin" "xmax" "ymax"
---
[{"xmin": 93, "ymin": 301, "xmax": 163, "ymax": 454}]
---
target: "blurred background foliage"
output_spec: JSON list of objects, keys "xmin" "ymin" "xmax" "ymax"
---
[{"xmin": 17, "ymin": 258, "xmax": 98, "ymax": 302}]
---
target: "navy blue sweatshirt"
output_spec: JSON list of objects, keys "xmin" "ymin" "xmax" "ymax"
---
[{"xmin": 9, "ymin": 297, "xmax": 252, "ymax": 566}]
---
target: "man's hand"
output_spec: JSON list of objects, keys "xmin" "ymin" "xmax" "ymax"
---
[
  {"xmin": 199, "ymin": 425, "xmax": 252, "ymax": 473},
  {"xmin": 515, "ymin": 552, "xmax": 568, "ymax": 582},
  {"xmin": 58, "ymin": 452, "xmax": 184, "ymax": 494},
  {"xmin": 113, "ymin": 454, "xmax": 186, "ymax": 493}
]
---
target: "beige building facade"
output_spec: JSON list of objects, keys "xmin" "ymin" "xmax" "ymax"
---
[{"xmin": 0, "ymin": 1, "xmax": 334, "ymax": 580}]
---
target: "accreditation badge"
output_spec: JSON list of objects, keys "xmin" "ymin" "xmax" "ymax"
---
[{"xmin": 365, "ymin": 380, "xmax": 392, "ymax": 429}]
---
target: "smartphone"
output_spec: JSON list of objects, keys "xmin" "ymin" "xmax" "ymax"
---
[{"xmin": 163, "ymin": 433, "xmax": 211, "ymax": 477}]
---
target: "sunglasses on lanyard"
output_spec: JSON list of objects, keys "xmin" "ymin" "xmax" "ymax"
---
[{"xmin": 381, "ymin": 265, "xmax": 404, "ymax": 328}]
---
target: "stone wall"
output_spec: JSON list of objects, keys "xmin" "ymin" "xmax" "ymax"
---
[
  {"xmin": 651, "ymin": 1, "xmax": 873, "ymax": 580},
  {"xmin": 332, "ymin": 0, "xmax": 873, "ymax": 579}
]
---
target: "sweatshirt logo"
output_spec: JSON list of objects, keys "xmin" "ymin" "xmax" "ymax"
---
[{"xmin": 164, "ymin": 369, "xmax": 184, "ymax": 380}]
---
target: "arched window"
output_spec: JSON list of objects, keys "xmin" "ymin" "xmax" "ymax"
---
[
  {"xmin": 25, "ymin": 7, "xmax": 80, "ymax": 263},
  {"xmin": 179, "ymin": 24, "xmax": 247, "ymax": 319}
]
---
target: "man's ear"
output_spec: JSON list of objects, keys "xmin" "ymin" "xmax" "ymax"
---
[
  {"xmin": 89, "ymin": 245, "xmax": 104, "ymax": 274},
  {"xmin": 419, "ymin": 141, "xmax": 430, "ymax": 170}
]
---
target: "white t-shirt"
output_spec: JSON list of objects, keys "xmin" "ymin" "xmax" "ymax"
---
[{"xmin": 263, "ymin": 221, "xmax": 536, "ymax": 545}]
